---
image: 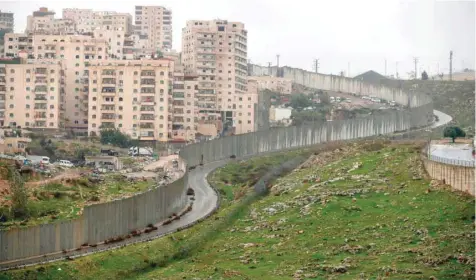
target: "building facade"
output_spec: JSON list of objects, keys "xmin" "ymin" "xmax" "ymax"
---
[
  {"xmin": 134, "ymin": 6, "xmax": 172, "ymax": 52},
  {"xmin": 3, "ymin": 61, "xmax": 62, "ymax": 129},
  {"xmin": 182, "ymin": 19, "xmax": 248, "ymax": 137},
  {"xmin": 87, "ymin": 59, "xmax": 174, "ymax": 142}
]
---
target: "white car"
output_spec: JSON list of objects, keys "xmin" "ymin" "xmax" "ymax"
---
[{"xmin": 57, "ymin": 160, "xmax": 74, "ymax": 168}]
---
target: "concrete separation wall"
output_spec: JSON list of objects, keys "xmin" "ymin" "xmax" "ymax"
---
[
  {"xmin": 0, "ymin": 65, "xmax": 434, "ymax": 268},
  {"xmin": 423, "ymin": 157, "xmax": 475, "ymax": 196}
]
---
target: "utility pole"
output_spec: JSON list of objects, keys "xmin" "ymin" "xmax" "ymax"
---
[
  {"xmin": 268, "ymin": 62, "xmax": 272, "ymax": 76},
  {"xmin": 313, "ymin": 58, "xmax": 320, "ymax": 74},
  {"xmin": 449, "ymin": 50, "xmax": 453, "ymax": 81},
  {"xmin": 413, "ymin": 57, "xmax": 419, "ymax": 79},
  {"xmin": 395, "ymin": 61, "xmax": 399, "ymax": 79},
  {"xmin": 276, "ymin": 54, "xmax": 280, "ymax": 77}
]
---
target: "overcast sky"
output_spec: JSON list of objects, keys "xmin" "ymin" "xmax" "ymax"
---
[{"xmin": 1, "ymin": 0, "xmax": 475, "ymax": 78}]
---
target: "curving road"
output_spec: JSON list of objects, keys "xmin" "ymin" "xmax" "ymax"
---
[
  {"xmin": 0, "ymin": 160, "xmax": 226, "ymax": 271},
  {"xmin": 432, "ymin": 110, "xmax": 452, "ymax": 128}
]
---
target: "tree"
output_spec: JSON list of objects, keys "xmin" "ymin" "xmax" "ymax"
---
[
  {"xmin": 289, "ymin": 93, "xmax": 313, "ymax": 110},
  {"xmin": 9, "ymin": 166, "xmax": 28, "ymax": 218},
  {"xmin": 443, "ymin": 126, "xmax": 466, "ymax": 143},
  {"xmin": 100, "ymin": 128, "xmax": 133, "ymax": 148},
  {"xmin": 421, "ymin": 71, "xmax": 429, "ymax": 80},
  {"xmin": 319, "ymin": 91, "xmax": 331, "ymax": 105}
]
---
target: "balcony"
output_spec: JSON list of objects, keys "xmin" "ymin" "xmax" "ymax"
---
[
  {"xmin": 141, "ymin": 71, "xmax": 155, "ymax": 77},
  {"xmin": 140, "ymin": 114, "xmax": 155, "ymax": 121},
  {"xmin": 141, "ymin": 97, "xmax": 155, "ymax": 105},
  {"xmin": 102, "ymin": 87, "xmax": 116, "ymax": 94},
  {"xmin": 34, "ymin": 94, "xmax": 47, "ymax": 101},
  {"xmin": 141, "ymin": 88, "xmax": 155, "ymax": 94},
  {"xmin": 101, "ymin": 70, "xmax": 116, "ymax": 76},
  {"xmin": 101, "ymin": 106, "xmax": 115, "ymax": 112},
  {"xmin": 0, "ymin": 86, "xmax": 5, "ymax": 92},
  {"xmin": 0, "ymin": 78, "xmax": 5, "ymax": 84},
  {"xmin": 139, "ymin": 123, "xmax": 154, "ymax": 129},
  {"xmin": 34, "ymin": 113, "xmax": 47, "ymax": 119},
  {"xmin": 102, "ymin": 78, "xmax": 116, "ymax": 86},
  {"xmin": 141, "ymin": 79, "xmax": 155, "ymax": 86},
  {"xmin": 34, "ymin": 105, "xmax": 47, "ymax": 110},
  {"xmin": 173, "ymin": 92, "xmax": 184, "ymax": 99},
  {"xmin": 35, "ymin": 121, "xmax": 47, "ymax": 128},
  {"xmin": 35, "ymin": 79, "xmax": 48, "ymax": 85},
  {"xmin": 101, "ymin": 113, "xmax": 115, "ymax": 120},
  {"xmin": 140, "ymin": 106, "xmax": 154, "ymax": 112},
  {"xmin": 35, "ymin": 69, "xmax": 47, "ymax": 76},
  {"xmin": 34, "ymin": 86, "xmax": 48, "ymax": 92},
  {"xmin": 100, "ymin": 122, "xmax": 115, "ymax": 129}
]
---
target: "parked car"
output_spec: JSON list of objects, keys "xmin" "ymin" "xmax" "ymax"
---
[
  {"xmin": 100, "ymin": 149, "xmax": 119, "ymax": 156},
  {"xmin": 56, "ymin": 160, "xmax": 74, "ymax": 168}
]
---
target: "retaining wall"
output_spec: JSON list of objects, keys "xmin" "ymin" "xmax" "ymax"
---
[
  {"xmin": 0, "ymin": 65, "xmax": 433, "ymax": 267},
  {"xmin": 423, "ymin": 158, "xmax": 475, "ymax": 196}
]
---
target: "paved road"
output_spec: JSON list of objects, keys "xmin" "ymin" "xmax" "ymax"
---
[
  {"xmin": 430, "ymin": 144, "xmax": 474, "ymax": 161},
  {"xmin": 0, "ymin": 160, "xmax": 226, "ymax": 270},
  {"xmin": 432, "ymin": 110, "xmax": 452, "ymax": 128}
]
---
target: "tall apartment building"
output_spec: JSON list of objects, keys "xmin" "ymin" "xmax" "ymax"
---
[
  {"xmin": 182, "ymin": 20, "xmax": 248, "ymax": 137},
  {"xmin": 1, "ymin": 11, "xmax": 15, "ymax": 57},
  {"xmin": 0, "ymin": 10, "xmax": 14, "ymax": 32},
  {"xmin": 134, "ymin": 6, "xmax": 172, "ymax": 51},
  {"xmin": 32, "ymin": 35, "xmax": 108, "ymax": 134},
  {"xmin": 26, "ymin": 7, "xmax": 75, "ymax": 35},
  {"xmin": 87, "ymin": 59, "xmax": 174, "ymax": 142},
  {"xmin": 1, "ymin": 60, "xmax": 62, "ymax": 129},
  {"xmin": 4, "ymin": 33, "xmax": 33, "ymax": 57},
  {"xmin": 62, "ymin": 8, "xmax": 132, "ymax": 35}
]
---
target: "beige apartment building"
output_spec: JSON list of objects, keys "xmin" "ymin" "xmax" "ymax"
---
[
  {"xmin": 171, "ymin": 66, "xmax": 197, "ymax": 142},
  {"xmin": 134, "ymin": 6, "xmax": 173, "ymax": 51},
  {"xmin": 2, "ymin": 61, "xmax": 62, "ymax": 130},
  {"xmin": 87, "ymin": 59, "xmax": 174, "ymax": 142},
  {"xmin": 31, "ymin": 35, "xmax": 108, "ymax": 134},
  {"xmin": 26, "ymin": 7, "xmax": 75, "ymax": 35},
  {"xmin": 4, "ymin": 33, "xmax": 33, "ymax": 58},
  {"xmin": 182, "ymin": 20, "xmax": 248, "ymax": 137},
  {"xmin": 62, "ymin": 8, "xmax": 133, "ymax": 35}
]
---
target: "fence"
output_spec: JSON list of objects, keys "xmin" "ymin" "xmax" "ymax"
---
[
  {"xmin": 427, "ymin": 154, "xmax": 475, "ymax": 168},
  {"xmin": 0, "ymin": 66, "xmax": 434, "ymax": 268}
]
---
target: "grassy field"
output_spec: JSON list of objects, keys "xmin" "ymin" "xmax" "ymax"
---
[
  {"xmin": 0, "ymin": 174, "xmax": 154, "ymax": 229},
  {"xmin": 1, "ymin": 142, "xmax": 474, "ymax": 279}
]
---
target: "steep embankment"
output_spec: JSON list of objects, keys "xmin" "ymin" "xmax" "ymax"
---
[{"xmin": 6, "ymin": 141, "xmax": 473, "ymax": 279}]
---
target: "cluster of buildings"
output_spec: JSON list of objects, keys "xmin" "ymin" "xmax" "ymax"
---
[{"xmin": 0, "ymin": 6, "xmax": 293, "ymax": 147}]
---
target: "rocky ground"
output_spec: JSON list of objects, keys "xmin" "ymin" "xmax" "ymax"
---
[{"xmin": 3, "ymin": 141, "xmax": 474, "ymax": 280}]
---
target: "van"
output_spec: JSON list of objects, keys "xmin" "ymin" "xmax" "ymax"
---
[{"xmin": 57, "ymin": 160, "xmax": 74, "ymax": 168}]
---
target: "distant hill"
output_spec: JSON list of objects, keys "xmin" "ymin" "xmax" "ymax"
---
[{"xmin": 353, "ymin": 70, "xmax": 389, "ymax": 84}]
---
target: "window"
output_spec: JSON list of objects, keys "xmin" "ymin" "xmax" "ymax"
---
[
  {"xmin": 9, "ymin": 69, "xmax": 14, "ymax": 74},
  {"xmin": 26, "ymin": 69, "xmax": 31, "ymax": 74},
  {"xmin": 50, "ymin": 78, "xmax": 55, "ymax": 82},
  {"xmin": 9, "ymin": 104, "xmax": 13, "ymax": 108},
  {"xmin": 9, "ymin": 113, "xmax": 13, "ymax": 117},
  {"xmin": 26, "ymin": 87, "xmax": 30, "ymax": 91},
  {"xmin": 26, "ymin": 113, "xmax": 29, "ymax": 117},
  {"xmin": 119, "ymin": 106, "xmax": 123, "ymax": 111},
  {"xmin": 50, "ymin": 114, "xmax": 54, "ymax": 118},
  {"xmin": 50, "ymin": 105, "xmax": 54, "ymax": 109},
  {"xmin": 92, "ymin": 115, "xmax": 96, "ymax": 119},
  {"xmin": 134, "ymin": 71, "xmax": 138, "ymax": 75},
  {"xmin": 119, "ymin": 71, "xmax": 123, "ymax": 75},
  {"xmin": 50, "ymin": 69, "xmax": 55, "ymax": 74},
  {"xmin": 50, "ymin": 87, "xmax": 55, "ymax": 91},
  {"xmin": 76, "ymin": 47, "xmax": 80, "ymax": 51}
]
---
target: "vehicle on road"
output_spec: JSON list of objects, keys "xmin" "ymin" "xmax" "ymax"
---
[
  {"xmin": 56, "ymin": 160, "xmax": 74, "ymax": 168},
  {"xmin": 100, "ymin": 149, "xmax": 119, "ymax": 156},
  {"xmin": 26, "ymin": 155, "xmax": 50, "ymax": 165},
  {"xmin": 129, "ymin": 147, "xmax": 153, "ymax": 156}
]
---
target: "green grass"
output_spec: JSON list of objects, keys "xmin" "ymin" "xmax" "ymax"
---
[
  {"xmin": 2, "ymin": 142, "xmax": 474, "ymax": 280},
  {"xmin": 0, "ymin": 175, "xmax": 155, "ymax": 229}
]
